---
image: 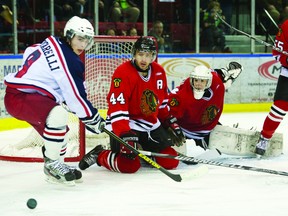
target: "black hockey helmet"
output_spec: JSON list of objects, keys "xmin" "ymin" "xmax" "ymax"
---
[{"xmin": 132, "ymin": 37, "xmax": 157, "ymax": 60}]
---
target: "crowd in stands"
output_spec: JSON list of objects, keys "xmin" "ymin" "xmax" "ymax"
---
[
  {"xmin": 2, "ymin": 0, "xmax": 287, "ymax": 54},
  {"xmin": 200, "ymin": 0, "xmax": 231, "ymax": 53},
  {"xmin": 256, "ymin": 0, "xmax": 288, "ymax": 36}
]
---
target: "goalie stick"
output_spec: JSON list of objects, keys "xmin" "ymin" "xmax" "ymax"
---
[
  {"xmin": 180, "ymin": 157, "xmax": 288, "ymax": 177},
  {"xmin": 103, "ymin": 128, "xmax": 182, "ymax": 182},
  {"xmin": 139, "ymin": 148, "xmax": 221, "ymax": 163},
  {"xmin": 139, "ymin": 148, "xmax": 288, "ymax": 177},
  {"xmin": 215, "ymin": 12, "xmax": 288, "ymax": 56}
]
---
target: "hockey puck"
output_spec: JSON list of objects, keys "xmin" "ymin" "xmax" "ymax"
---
[{"xmin": 27, "ymin": 198, "xmax": 37, "ymax": 209}]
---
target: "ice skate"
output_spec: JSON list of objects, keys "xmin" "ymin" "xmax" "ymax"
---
[
  {"xmin": 255, "ymin": 136, "xmax": 269, "ymax": 157},
  {"xmin": 68, "ymin": 166, "xmax": 83, "ymax": 183},
  {"xmin": 42, "ymin": 146, "xmax": 82, "ymax": 185},
  {"xmin": 44, "ymin": 158, "xmax": 76, "ymax": 186},
  {"xmin": 79, "ymin": 145, "xmax": 105, "ymax": 170}
]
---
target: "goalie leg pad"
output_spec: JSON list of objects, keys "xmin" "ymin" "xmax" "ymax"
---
[{"xmin": 208, "ymin": 125, "xmax": 283, "ymax": 157}]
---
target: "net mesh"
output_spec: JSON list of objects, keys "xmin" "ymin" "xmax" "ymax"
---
[{"xmin": 0, "ymin": 36, "xmax": 139, "ymax": 162}]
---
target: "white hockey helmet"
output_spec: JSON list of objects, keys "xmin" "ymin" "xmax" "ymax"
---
[
  {"xmin": 190, "ymin": 65, "xmax": 212, "ymax": 100},
  {"xmin": 64, "ymin": 16, "xmax": 94, "ymax": 50}
]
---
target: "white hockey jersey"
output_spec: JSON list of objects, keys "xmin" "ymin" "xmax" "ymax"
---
[{"xmin": 4, "ymin": 36, "xmax": 97, "ymax": 119}]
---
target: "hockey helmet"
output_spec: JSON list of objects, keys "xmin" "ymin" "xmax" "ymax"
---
[
  {"xmin": 190, "ymin": 65, "xmax": 212, "ymax": 100},
  {"xmin": 64, "ymin": 16, "xmax": 94, "ymax": 50},
  {"xmin": 132, "ymin": 37, "xmax": 157, "ymax": 61}
]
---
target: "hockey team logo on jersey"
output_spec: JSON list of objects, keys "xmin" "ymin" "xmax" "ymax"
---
[
  {"xmin": 169, "ymin": 97, "xmax": 179, "ymax": 107},
  {"xmin": 201, "ymin": 105, "xmax": 218, "ymax": 124},
  {"xmin": 113, "ymin": 78, "xmax": 122, "ymax": 88},
  {"xmin": 140, "ymin": 89, "xmax": 158, "ymax": 115}
]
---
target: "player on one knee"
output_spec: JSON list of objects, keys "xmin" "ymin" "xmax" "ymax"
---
[
  {"xmin": 167, "ymin": 62, "xmax": 242, "ymax": 150},
  {"xmin": 4, "ymin": 16, "xmax": 105, "ymax": 185},
  {"xmin": 79, "ymin": 36, "xmax": 185, "ymax": 173}
]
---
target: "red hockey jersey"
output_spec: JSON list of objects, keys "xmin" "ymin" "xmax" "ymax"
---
[
  {"xmin": 106, "ymin": 60, "xmax": 169, "ymax": 136},
  {"xmin": 168, "ymin": 71, "xmax": 225, "ymax": 138},
  {"xmin": 273, "ymin": 19, "xmax": 288, "ymax": 68}
]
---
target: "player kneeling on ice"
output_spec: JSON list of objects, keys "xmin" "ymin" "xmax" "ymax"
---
[
  {"xmin": 79, "ymin": 37, "xmax": 185, "ymax": 173},
  {"xmin": 168, "ymin": 63, "xmax": 243, "ymax": 152},
  {"xmin": 4, "ymin": 16, "xmax": 105, "ymax": 185}
]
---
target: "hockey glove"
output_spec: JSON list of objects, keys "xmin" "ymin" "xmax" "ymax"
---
[
  {"xmin": 82, "ymin": 112, "xmax": 105, "ymax": 134},
  {"xmin": 163, "ymin": 115, "xmax": 186, "ymax": 147},
  {"xmin": 120, "ymin": 130, "xmax": 139, "ymax": 159},
  {"xmin": 218, "ymin": 61, "xmax": 243, "ymax": 89}
]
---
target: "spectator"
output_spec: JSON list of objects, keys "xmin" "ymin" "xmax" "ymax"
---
[
  {"xmin": 200, "ymin": 0, "xmax": 231, "ymax": 53},
  {"xmin": 108, "ymin": 0, "xmax": 140, "ymax": 23},
  {"xmin": 105, "ymin": 27, "xmax": 116, "ymax": 36},
  {"xmin": 127, "ymin": 26, "xmax": 137, "ymax": 36},
  {"xmin": 257, "ymin": 0, "xmax": 281, "ymax": 35},
  {"xmin": 54, "ymin": 0, "xmax": 87, "ymax": 21},
  {"xmin": 148, "ymin": 20, "xmax": 172, "ymax": 53},
  {"xmin": 84, "ymin": 0, "xmax": 105, "ymax": 21},
  {"xmin": 17, "ymin": 0, "xmax": 39, "ymax": 23},
  {"xmin": 0, "ymin": 4, "xmax": 14, "ymax": 24},
  {"xmin": 0, "ymin": 3, "xmax": 20, "ymax": 53}
]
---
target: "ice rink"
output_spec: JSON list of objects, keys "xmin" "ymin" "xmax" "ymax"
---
[{"xmin": 1, "ymin": 112, "xmax": 288, "ymax": 216}]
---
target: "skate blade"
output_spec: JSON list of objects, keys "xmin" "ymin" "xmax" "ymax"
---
[{"xmin": 45, "ymin": 176, "xmax": 76, "ymax": 186}]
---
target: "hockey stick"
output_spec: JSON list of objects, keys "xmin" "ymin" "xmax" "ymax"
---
[
  {"xmin": 139, "ymin": 148, "xmax": 221, "ymax": 163},
  {"xmin": 180, "ymin": 157, "xmax": 288, "ymax": 177},
  {"xmin": 263, "ymin": 8, "xmax": 279, "ymax": 30},
  {"xmin": 215, "ymin": 12, "xmax": 288, "ymax": 56},
  {"xmin": 140, "ymin": 148, "xmax": 288, "ymax": 177},
  {"xmin": 103, "ymin": 128, "xmax": 182, "ymax": 182}
]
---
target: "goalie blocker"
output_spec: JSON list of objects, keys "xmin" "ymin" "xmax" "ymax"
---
[{"xmin": 208, "ymin": 125, "xmax": 283, "ymax": 157}]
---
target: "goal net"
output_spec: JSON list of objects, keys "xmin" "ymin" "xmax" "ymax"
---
[{"xmin": 0, "ymin": 36, "xmax": 140, "ymax": 162}]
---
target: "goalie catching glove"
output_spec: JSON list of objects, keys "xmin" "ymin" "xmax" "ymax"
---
[
  {"xmin": 216, "ymin": 61, "xmax": 243, "ymax": 89},
  {"xmin": 163, "ymin": 115, "xmax": 186, "ymax": 147},
  {"xmin": 81, "ymin": 112, "xmax": 105, "ymax": 134},
  {"xmin": 120, "ymin": 130, "xmax": 139, "ymax": 159}
]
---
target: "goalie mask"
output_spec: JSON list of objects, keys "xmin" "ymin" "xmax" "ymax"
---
[
  {"xmin": 132, "ymin": 37, "xmax": 157, "ymax": 62},
  {"xmin": 190, "ymin": 65, "xmax": 212, "ymax": 100},
  {"xmin": 64, "ymin": 16, "xmax": 94, "ymax": 50}
]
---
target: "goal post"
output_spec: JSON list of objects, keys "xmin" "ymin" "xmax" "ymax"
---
[{"xmin": 0, "ymin": 36, "xmax": 142, "ymax": 162}]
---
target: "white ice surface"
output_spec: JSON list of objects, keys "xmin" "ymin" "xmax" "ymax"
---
[{"xmin": 1, "ymin": 112, "xmax": 288, "ymax": 216}]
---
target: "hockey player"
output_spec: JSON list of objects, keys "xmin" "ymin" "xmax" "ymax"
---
[
  {"xmin": 168, "ymin": 63, "xmax": 242, "ymax": 150},
  {"xmin": 255, "ymin": 19, "xmax": 288, "ymax": 156},
  {"xmin": 4, "ymin": 16, "xmax": 105, "ymax": 185},
  {"xmin": 79, "ymin": 36, "xmax": 185, "ymax": 173}
]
